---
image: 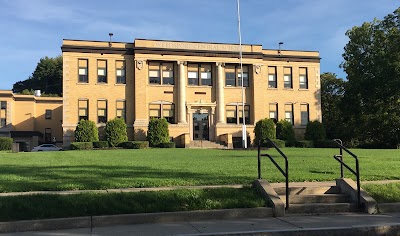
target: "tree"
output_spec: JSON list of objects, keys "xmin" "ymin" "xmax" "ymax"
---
[
  {"xmin": 341, "ymin": 7, "xmax": 400, "ymax": 147},
  {"xmin": 13, "ymin": 56, "xmax": 63, "ymax": 96},
  {"xmin": 276, "ymin": 120, "xmax": 296, "ymax": 146},
  {"xmin": 304, "ymin": 121, "xmax": 326, "ymax": 142},
  {"xmin": 105, "ymin": 118, "xmax": 128, "ymax": 147},
  {"xmin": 320, "ymin": 72, "xmax": 346, "ymax": 139},
  {"xmin": 75, "ymin": 120, "xmax": 99, "ymax": 142},
  {"xmin": 254, "ymin": 118, "xmax": 276, "ymax": 145},
  {"xmin": 147, "ymin": 118, "xmax": 170, "ymax": 147}
]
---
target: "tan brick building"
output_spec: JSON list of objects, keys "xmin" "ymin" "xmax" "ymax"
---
[
  {"xmin": 62, "ymin": 38, "xmax": 321, "ymax": 148},
  {"xmin": 0, "ymin": 90, "xmax": 63, "ymax": 151}
]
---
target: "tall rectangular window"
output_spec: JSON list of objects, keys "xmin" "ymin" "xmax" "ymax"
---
[
  {"xmin": 268, "ymin": 66, "xmax": 277, "ymax": 88},
  {"xmin": 238, "ymin": 105, "xmax": 250, "ymax": 124},
  {"xmin": 78, "ymin": 99, "xmax": 88, "ymax": 121},
  {"xmin": 225, "ymin": 65, "xmax": 249, "ymax": 87},
  {"xmin": 116, "ymin": 61, "xmax": 126, "ymax": 84},
  {"xmin": 284, "ymin": 67, "xmax": 292, "ymax": 89},
  {"xmin": 0, "ymin": 101, "xmax": 6, "ymax": 127},
  {"xmin": 200, "ymin": 64, "xmax": 212, "ymax": 86},
  {"xmin": 238, "ymin": 66, "xmax": 249, "ymax": 87},
  {"xmin": 78, "ymin": 59, "xmax": 88, "ymax": 83},
  {"xmin": 162, "ymin": 63, "xmax": 174, "ymax": 85},
  {"xmin": 225, "ymin": 65, "xmax": 236, "ymax": 86},
  {"xmin": 149, "ymin": 104, "xmax": 161, "ymax": 119},
  {"xmin": 45, "ymin": 109, "xmax": 52, "ymax": 119},
  {"xmin": 226, "ymin": 105, "xmax": 250, "ymax": 124},
  {"xmin": 285, "ymin": 103, "xmax": 294, "ymax": 125},
  {"xmin": 97, "ymin": 100, "xmax": 107, "ymax": 123},
  {"xmin": 299, "ymin": 67, "xmax": 308, "ymax": 89},
  {"xmin": 149, "ymin": 62, "xmax": 174, "ymax": 85},
  {"xmin": 301, "ymin": 103, "xmax": 309, "ymax": 126},
  {"xmin": 149, "ymin": 62, "xmax": 161, "ymax": 84},
  {"xmin": 45, "ymin": 128, "xmax": 52, "ymax": 143},
  {"xmin": 97, "ymin": 60, "xmax": 107, "ymax": 83},
  {"xmin": 163, "ymin": 104, "xmax": 175, "ymax": 123},
  {"xmin": 269, "ymin": 103, "xmax": 278, "ymax": 123},
  {"xmin": 226, "ymin": 105, "xmax": 237, "ymax": 123},
  {"xmin": 188, "ymin": 63, "xmax": 199, "ymax": 85},
  {"xmin": 116, "ymin": 100, "xmax": 126, "ymax": 120}
]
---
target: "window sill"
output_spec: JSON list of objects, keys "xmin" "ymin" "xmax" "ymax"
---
[
  {"xmin": 76, "ymin": 83, "xmax": 89, "ymax": 85},
  {"xmin": 114, "ymin": 83, "xmax": 126, "ymax": 86},
  {"xmin": 267, "ymin": 87, "xmax": 278, "ymax": 90},
  {"xmin": 149, "ymin": 84, "xmax": 175, "ymax": 87},
  {"xmin": 298, "ymin": 88, "xmax": 309, "ymax": 91},
  {"xmin": 95, "ymin": 83, "xmax": 109, "ymax": 86},
  {"xmin": 224, "ymin": 86, "xmax": 249, "ymax": 89},
  {"xmin": 187, "ymin": 85, "xmax": 212, "ymax": 88},
  {"xmin": 283, "ymin": 88, "xmax": 294, "ymax": 91}
]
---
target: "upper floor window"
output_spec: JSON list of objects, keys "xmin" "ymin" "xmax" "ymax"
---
[
  {"xmin": 45, "ymin": 109, "xmax": 52, "ymax": 119},
  {"xmin": 116, "ymin": 61, "xmax": 126, "ymax": 84},
  {"xmin": 0, "ymin": 101, "xmax": 6, "ymax": 127},
  {"xmin": 97, "ymin": 100, "xmax": 107, "ymax": 123},
  {"xmin": 1, "ymin": 101, "xmax": 6, "ymax": 110},
  {"xmin": 268, "ymin": 66, "xmax": 277, "ymax": 88},
  {"xmin": 269, "ymin": 103, "xmax": 278, "ymax": 123},
  {"xmin": 226, "ymin": 104, "xmax": 250, "ymax": 124},
  {"xmin": 149, "ymin": 62, "xmax": 174, "ymax": 85},
  {"xmin": 97, "ymin": 60, "xmax": 107, "ymax": 83},
  {"xmin": 285, "ymin": 103, "xmax": 294, "ymax": 125},
  {"xmin": 188, "ymin": 63, "xmax": 212, "ymax": 86},
  {"xmin": 78, "ymin": 99, "xmax": 88, "ymax": 121},
  {"xmin": 149, "ymin": 103, "xmax": 175, "ymax": 123},
  {"xmin": 78, "ymin": 59, "xmax": 88, "ymax": 83},
  {"xmin": 116, "ymin": 100, "xmax": 126, "ymax": 120},
  {"xmin": 299, "ymin": 67, "xmax": 308, "ymax": 89},
  {"xmin": 284, "ymin": 67, "xmax": 292, "ymax": 89},
  {"xmin": 301, "ymin": 103, "xmax": 309, "ymax": 126},
  {"xmin": 225, "ymin": 65, "xmax": 249, "ymax": 87}
]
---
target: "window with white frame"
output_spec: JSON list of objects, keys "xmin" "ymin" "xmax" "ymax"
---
[
  {"xmin": 226, "ymin": 105, "xmax": 250, "ymax": 124},
  {"xmin": 116, "ymin": 61, "xmax": 126, "ymax": 84},
  {"xmin": 149, "ymin": 103, "xmax": 175, "ymax": 123},
  {"xmin": 299, "ymin": 67, "xmax": 308, "ymax": 89},
  {"xmin": 301, "ymin": 103, "xmax": 309, "ymax": 126},
  {"xmin": 97, "ymin": 60, "xmax": 107, "ymax": 83},
  {"xmin": 78, "ymin": 99, "xmax": 88, "ymax": 121},
  {"xmin": 285, "ymin": 103, "xmax": 294, "ymax": 125},
  {"xmin": 269, "ymin": 103, "xmax": 278, "ymax": 123},
  {"xmin": 284, "ymin": 67, "xmax": 292, "ymax": 89},
  {"xmin": 78, "ymin": 59, "xmax": 88, "ymax": 83},
  {"xmin": 268, "ymin": 66, "xmax": 277, "ymax": 88},
  {"xmin": 97, "ymin": 100, "xmax": 107, "ymax": 123},
  {"xmin": 116, "ymin": 100, "xmax": 126, "ymax": 120}
]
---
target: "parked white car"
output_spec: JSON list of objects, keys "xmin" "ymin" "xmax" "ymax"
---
[{"xmin": 31, "ymin": 144, "xmax": 62, "ymax": 152}]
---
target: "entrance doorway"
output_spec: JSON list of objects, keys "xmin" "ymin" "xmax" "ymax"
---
[{"xmin": 193, "ymin": 113, "xmax": 209, "ymax": 140}]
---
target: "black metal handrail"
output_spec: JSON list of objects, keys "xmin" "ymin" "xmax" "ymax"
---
[
  {"xmin": 258, "ymin": 139, "xmax": 289, "ymax": 210},
  {"xmin": 333, "ymin": 139, "xmax": 361, "ymax": 209}
]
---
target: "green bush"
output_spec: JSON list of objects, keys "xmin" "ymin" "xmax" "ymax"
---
[
  {"xmin": 158, "ymin": 142, "xmax": 176, "ymax": 148},
  {"xmin": 254, "ymin": 118, "xmax": 276, "ymax": 146},
  {"xmin": 75, "ymin": 120, "xmax": 99, "ymax": 142},
  {"xmin": 267, "ymin": 139, "xmax": 286, "ymax": 148},
  {"xmin": 304, "ymin": 120, "xmax": 326, "ymax": 141},
  {"xmin": 0, "ymin": 137, "xmax": 13, "ymax": 151},
  {"xmin": 93, "ymin": 141, "xmax": 109, "ymax": 149},
  {"xmin": 276, "ymin": 120, "xmax": 296, "ymax": 147},
  {"xmin": 70, "ymin": 142, "xmax": 93, "ymax": 150},
  {"xmin": 147, "ymin": 118, "xmax": 169, "ymax": 147},
  {"xmin": 314, "ymin": 140, "xmax": 337, "ymax": 148},
  {"xmin": 119, "ymin": 141, "xmax": 149, "ymax": 149},
  {"xmin": 295, "ymin": 140, "xmax": 314, "ymax": 148},
  {"xmin": 105, "ymin": 118, "xmax": 128, "ymax": 147}
]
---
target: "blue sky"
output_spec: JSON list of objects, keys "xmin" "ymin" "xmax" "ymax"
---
[{"xmin": 0, "ymin": 0, "xmax": 398, "ymax": 90}]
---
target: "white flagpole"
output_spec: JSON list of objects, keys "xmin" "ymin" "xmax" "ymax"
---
[{"xmin": 237, "ymin": 0, "xmax": 247, "ymax": 148}]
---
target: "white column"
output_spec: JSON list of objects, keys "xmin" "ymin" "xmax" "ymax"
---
[
  {"xmin": 216, "ymin": 62, "xmax": 225, "ymax": 123},
  {"xmin": 178, "ymin": 61, "xmax": 187, "ymax": 124}
]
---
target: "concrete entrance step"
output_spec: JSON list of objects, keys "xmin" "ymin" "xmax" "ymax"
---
[
  {"xmin": 281, "ymin": 194, "xmax": 350, "ymax": 204},
  {"xmin": 286, "ymin": 203, "xmax": 358, "ymax": 214},
  {"xmin": 274, "ymin": 186, "xmax": 340, "ymax": 195},
  {"xmin": 188, "ymin": 140, "xmax": 227, "ymax": 149}
]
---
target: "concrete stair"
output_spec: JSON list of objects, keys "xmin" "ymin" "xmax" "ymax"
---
[{"xmin": 188, "ymin": 140, "xmax": 227, "ymax": 149}]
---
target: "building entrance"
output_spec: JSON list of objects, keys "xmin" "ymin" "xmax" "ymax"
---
[{"xmin": 193, "ymin": 113, "xmax": 209, "ymax": 140}]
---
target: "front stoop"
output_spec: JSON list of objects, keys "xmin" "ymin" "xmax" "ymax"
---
[{"xmin": 188, "ymin": 140, "xmax": 227, "ymax": 149}]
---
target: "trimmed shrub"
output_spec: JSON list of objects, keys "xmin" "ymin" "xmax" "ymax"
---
[
  {"xmin": 158, "ymin": 142, "xmax": 176, "ymax": 148},
  {"xmin": 105, "ymin": 118, "xmax": 128, "ymax": 147},
  {"xmin": 304, "ymin": 120, "xmax": 326, "ymax": 141},
  {"xmin": 295, "ymin": 140, "xmax": 314, "ymax": 148},
  {"xmin": 70, "ymin": 142, "xmax": 93, "ymax": 150},
  {"xmin": 267, "ymin": 139, "xmax": 286, "ymax": 148},
  {"xmin": 276, "ymin": 120, "xmax": 296, "ymax": 147},
  {"xmin": 93, "ymin": 141, "xmax": 109, "ymax": 149},
  {"xmin": 147, "ymin": 118, "xmax": 169, "ymax": 147},
  {"xmin": 0, "ymin": 137, "xmax": 13, "ymax": 151},
  {"xmin": 75, "ymin": 120, "xmax": 99, "ymax": 142},
  {"xmin": 119, "ymin": 141, "xmax": 149, "ymax": 149},
  {"xmin": 314, "ymin": 140, "xmax": 337, "ymax": 148},
  {"xmin": 254, "ymin": 118, "xmax": 276, "ymax": 146}
]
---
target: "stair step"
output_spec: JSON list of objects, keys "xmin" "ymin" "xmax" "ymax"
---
[
  {"xmin": 274, "ymin": 186, "xmax": 340, "ymax": 195},
  {"xmin": 188, "ymin": 140, "xmax": 226, "ymax": 149},
  {"xmin": 280, "ymin": 194, "xmax": 350, "ymax": 204},
  {"xmin": 286, "ymin": 203, "xmax": 358, "ymax": 214}
]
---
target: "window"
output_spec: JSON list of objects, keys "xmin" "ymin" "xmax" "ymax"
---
[
  {"xmin": 78, "ymin": 99, "xmax": 88, "ymax": 121},
  {"xmin": 0, "ymin": 101, "xmax": 6, "ymax": 110},
  {"xmin": 97, "ymin": 60, "xmax": 107, "ymax": 83},
  {"xmin": 45, "ymin": 128, "xmax": 52, "ymax": 143},
  {"xmin": 284, "ymin": 67, "xmax": 292, "ymax": 89},
  {"xmin": 45, "ymin": 109, "xmax": 52, "ymax": 119},
  {"xmin": 97, "ymin": 100, "xmax": 107, "ymax": 123},
  {"xmin": 226, "ymin": 105, "xmax": 250, "ymax": 124},
  {"xmin": 1, "ymin": 102, "xmax": 7, "ymax": 127},
  {"xmin": 268, "ymin": 66, "xmax": 277, "ymax": 88},
  {"xmin": 0, "ymin": 118, "xmax": 5, "ymax": 127},
  {"xmin": 301, "ymin": 103, "xmax": 309, "ymax": 126},
  {"xmin": 116, "ymin": 61, "xmax": 126, "ymax": 84},
  {"xmin": 269, "ymin": 103, "xmax": 278, "ymax": 123},
  {"xmin": 285, "ymin": 103, "xmax": 294, "ymax": 125},
  {"xmin": 299, "ymin": 67, "xmax": 308, "ymax": 89},
  {"xmin": 78, "ymin": 59, "xmax": 88, "ymax": 83},
  {"xmin": 187, "ymin": 63, "xmax": 212, "ymax": 86},
  {"xmin": 116, "ymin": 100, "xmax": 126, "ymax": 120},
  {"xmin": 149, "ymin": 103, "xmax": 175, "ymax": 123},
  {"xmin": 201, "ymin": 64, "xmax": 212, "ymax": 86},
  {"xmin": 225, "ymin": 65, "xmax": 249, "ymax": 87},
  {"xmin": 149, "ymin": 62, "xmax": 174, "ymax": 85}
]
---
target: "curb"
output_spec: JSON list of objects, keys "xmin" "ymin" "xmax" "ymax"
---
[
  {"xmin": 0, "ymin": 207, "xmax": 273, "ymax": 233},
  {"xmin": 378, "ymin": 203, "xmax": 400, "ymax": 213}
]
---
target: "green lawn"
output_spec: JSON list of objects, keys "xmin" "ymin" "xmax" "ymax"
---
[
  {"xmin": 0, "ymin": 148, "xmax": 399, "ymax": 192},
  {"xmin": 362, "ymin": 183, "xmax": 400, "ymax": 203}
]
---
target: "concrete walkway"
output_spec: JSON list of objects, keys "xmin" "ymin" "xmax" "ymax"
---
[{"xmin": 2, "ymin": 213, "xmax": 400, "ymax": 236}]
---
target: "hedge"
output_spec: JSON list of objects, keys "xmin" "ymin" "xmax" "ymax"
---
[
  {"xmin": 158, "ymin": 142, "xmax": 176, "ymax": 148},
  {"xmin": 0, "ymin": 137, "xmax": 13, "ymax": 151},
  {"xmin": 295, "ymin": 140, "xmax": 314, "ymax": 148},
  {"xmin": 314, "ymin": 140, "xmax": 337, "ymax": 148},
  {"xmin": 70, "ymin": 142, "xmax": 93, "ymax": 150},
  {"xmin": 254, "ymin": 118, "xmax": 276, "ymax": 145},
  {"xmin": 105, "ymin": 118, "xmax": 128, "ymax": 147},
  {"xmin": 75, "ymin": 120, "xmax": 99, "ymax": 142},
  {"xmin": 266, "ymin": 139, "xmax": 286, "ymax": 148},
  {"xmin": 119, "ymin": 141, "xmax": 149, "ymax": 149},
  {"xmin": 93, "ymin": 141, "xmax": 109, "ymax": 149}
]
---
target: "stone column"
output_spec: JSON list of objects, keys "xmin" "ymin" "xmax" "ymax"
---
[
  {"xmin": 216, "ymin": 62, "xmax": 225, "ymax": 123},
  {"xmin": 178, "ymin": 61, "xmax": 187, "ymax": 124}
]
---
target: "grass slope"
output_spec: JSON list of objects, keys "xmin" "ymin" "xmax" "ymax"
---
[{"xmin": 362, "ymin": 183, "xmax": 400, "ymax": 203}]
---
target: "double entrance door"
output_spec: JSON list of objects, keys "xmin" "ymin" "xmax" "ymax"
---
[{"xmin": 193, "ymin": 113, "xmax": 209, "ymax": 140}]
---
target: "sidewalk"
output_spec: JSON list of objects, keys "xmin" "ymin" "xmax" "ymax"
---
[{"xmin": 3, "ymin": 213, "xmax": 400, "ymax": 236}]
